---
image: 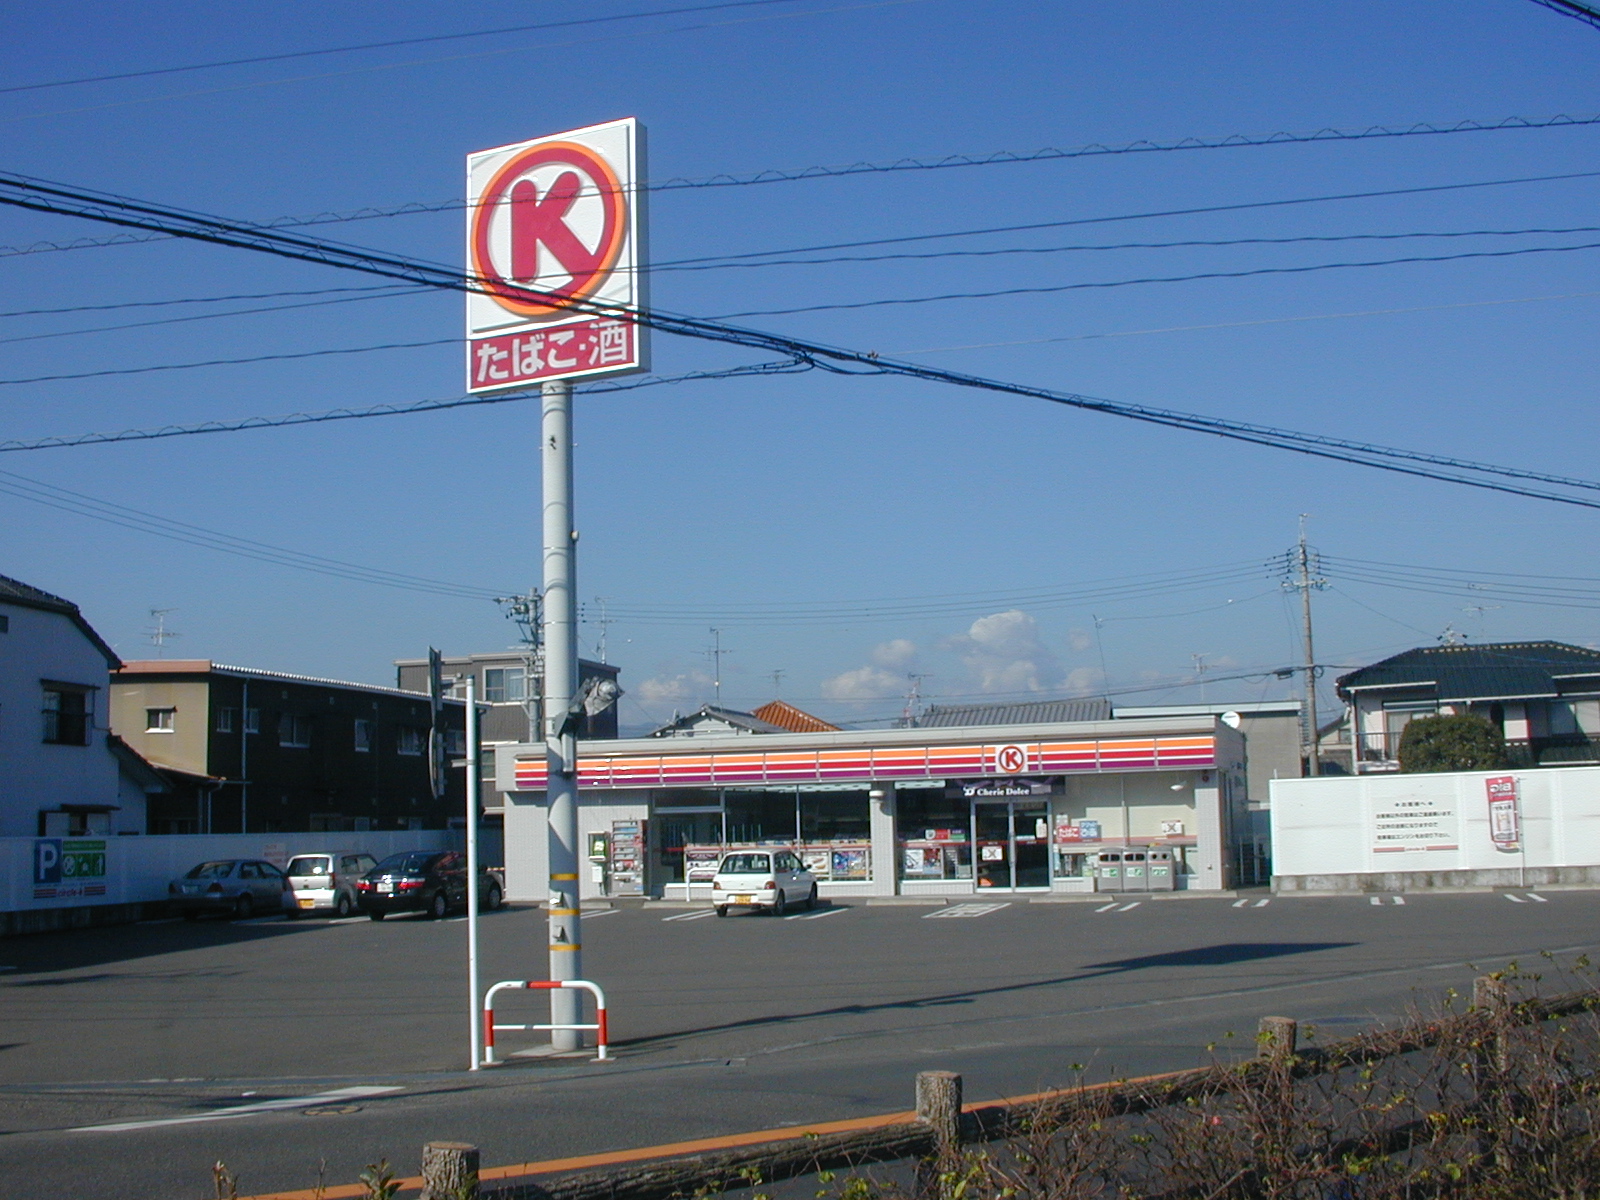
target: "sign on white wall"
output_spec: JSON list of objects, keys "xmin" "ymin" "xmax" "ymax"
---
[
  {"xmin": 465, "ymin": 118, "xmax": 647, "ymax": 393},
  {"xmin": 1371, "ymin": 792, "xmax": 1459, "ymax": 854},
  {"xmin": 1486, "ymin": 775, "xmax": 1522, "ymax": 850}
]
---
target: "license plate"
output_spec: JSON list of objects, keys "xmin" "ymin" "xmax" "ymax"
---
[
  {"xmin": 733, "ymin": 894, "xmax": 753, "ymax": 904},
  {"xmin": 377, "ymin": 882, "xmax": 394, "ymax": 895},
  {"xmin": 298, "ymin": 898, "xmax": 315, "ymax": 909}
]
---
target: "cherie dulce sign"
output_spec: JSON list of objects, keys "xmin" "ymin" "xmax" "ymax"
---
[{"xmin": 465, "ymin": 119, "xmax": 647, "ymax": 391}]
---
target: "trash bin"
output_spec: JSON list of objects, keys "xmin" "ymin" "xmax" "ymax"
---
[
  {"xmin": 1123, "ymin": 850, "xmax": 1148, "ymax": 890},
  {"xmin": 1094, "ymin": 851, "xmax": 1124, "ymax": 892},
  {"xmin": 1146, "ymin": 847, "xmax": 1177, "ymax": 891}
]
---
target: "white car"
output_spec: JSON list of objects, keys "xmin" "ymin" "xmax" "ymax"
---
[
  {"xmin": 711, "ymin": 849, "xmax": 818, "ymax": 917},
  {"xmin": 283, "ymin": 851, "xmax": 378, "ymax": 918}
]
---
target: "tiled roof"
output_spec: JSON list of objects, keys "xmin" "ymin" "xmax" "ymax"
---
[
  {"xmin": 0, "ymin": 572, "xmax": 119, "ymax": 666},
  {"xmin": 1336, "ymin": 641, "xmax": 1600, "ymax": 702},
  {"xmin": 917, "ymin": 696, "xmax": 1113, "ymax": 727},
  {"xmin": 751, "ymin": 699, "xmax": 841, "ymax": 733}
]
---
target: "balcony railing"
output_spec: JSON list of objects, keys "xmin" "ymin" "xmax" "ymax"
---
[{"xmin": 1354, "ymin": 730, "xmax": 1600, "ymax": 770}]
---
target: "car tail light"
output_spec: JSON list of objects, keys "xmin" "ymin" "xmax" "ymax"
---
[
  {"xmin": 357, "ymin": 880, "xmax": 373, "ymax": 891},
  {"xmin": 763, "ymin": 880, "xmax": 775, "ymax": 890},
  {"xmin": 399, "ymin": 879, "xmax": 424, "ymax": 890}
]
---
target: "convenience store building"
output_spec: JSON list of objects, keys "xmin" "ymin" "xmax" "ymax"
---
[{"xmin": 494, "ymin": 714, "xmax": 1248, "ymax": 900}]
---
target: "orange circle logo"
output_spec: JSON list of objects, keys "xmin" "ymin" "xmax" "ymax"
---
[{"xmin": 470, "ymin": 141, "xmax": 627, "ymax": 319}]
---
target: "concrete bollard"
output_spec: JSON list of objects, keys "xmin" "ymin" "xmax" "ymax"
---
[
  {"xmin": 421, "ymin": 1141, "xmax": 479, "ymax": 1200},
  {"xmin": 1257, "ymin": 1016, "xmax": 1298, "ymax": 1061}
]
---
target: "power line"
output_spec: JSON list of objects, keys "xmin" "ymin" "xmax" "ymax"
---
[
  {"xmin": 1527, "ymin": 0, "xmax": 1600, "ymax": 31},
  {"xmin": 0, "ymin": 358, "xmax": 812, "ymax": 452},
  {"xmin": 0, "ymin": 0, "xmax": 818, "ymax": 95},
  {"xmin": 0, "ymin": 336, "xmax": 457, "ymax": 386},
  {"xmin": 710, "ymin": 238, "xmax": 1600, "ymax": 319},
  {"xmin": 0, "ymin": 286, "xmax": 429, "ymax": 346},
  {"xmin": 0, "ymin": 469, "xmax": 511, "ymax": 598},
  {"xmin": 0, "ymin": 284, "xmax": 404, "ymax": 318},
  {"xmin": 13, "ymin": 165, "xmax": 1600, "ymax": 266},
  {"xmin": 5, "ymin": 172, "xmax": 1598, "ymax": 510}
]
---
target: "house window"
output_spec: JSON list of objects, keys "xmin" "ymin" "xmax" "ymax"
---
[
  {"xmin": 146, "ymin": 707, "xmax": 176, "ymax": 733},
  {"xmin": 216, "ymin": 707, "xmax": 237, "ymax": 734},
  {"xmin": 354, "ymin": 719, "xmax": 374, "ymax": 753},
  {"xmin": 484, "ymin": 667, "xmax": 526, "ymax": 703},
  {"xmin": 480, "ymin": 746, "xmax": 496, "ymax": 785},
  {"xmin": 244, "ymin": 708, "xmax": 260, "ymax": 734},
  {"xmin": 0, "ymin": 613, "xmax": 9, "ymax": 632},
  {"xmin": 42, "ymin": 684, "xmax": 92, "ymax": 745},
  {"xmin": 446, "ymin": 728, "xmax": 467, "ymax": 756},
  {"xmin": 397, "ymin": 727, "xmax": 425, "ymax": 756},
  {"xmin": 278, "ymin": 713, "xmax": 312, "ymax": 748}
]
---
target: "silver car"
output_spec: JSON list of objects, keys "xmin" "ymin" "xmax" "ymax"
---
[
  {"xmin": 170, "ymin": 859, "xmax": 287, "ymax": 920},
  {"xmin": 284, "ymin": 851, "xmax": 378, "ymax": 919}
]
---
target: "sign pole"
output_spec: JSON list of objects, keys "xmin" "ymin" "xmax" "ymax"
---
[
  {"xmin": 543, "ymin": 377, "xmax": 582, "ymax": 1050},
  {"xmin": 465, "ymin": 674, "xmax": 483, "ymax": 1069}
]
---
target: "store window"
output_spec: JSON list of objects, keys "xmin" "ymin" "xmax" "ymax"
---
[{"xmin": 895, "ymin": 787, "xmax": 973, "ymax": 882}]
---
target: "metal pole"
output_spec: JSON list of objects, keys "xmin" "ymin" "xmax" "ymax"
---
[
  {"xmin": 542, "ymin": 378, "xmax": 582, "ymax": 1051},
  {"xmin": 465, "ymin": 674, "xmax": 482, "ymax": 1070}
]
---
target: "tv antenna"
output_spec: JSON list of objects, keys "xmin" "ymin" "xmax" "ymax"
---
[{"xmin": 146, "ymin": 608, "xmax": 180, "ymax": 655}]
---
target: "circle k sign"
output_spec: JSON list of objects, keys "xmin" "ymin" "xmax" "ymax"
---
[
  {"xmin": 995, "ymin": 744, "xmax": 1027, "ymax": 774},
  {"xmin": 465, "ymin": 118, "xmax": 646, "ymax": 392}
]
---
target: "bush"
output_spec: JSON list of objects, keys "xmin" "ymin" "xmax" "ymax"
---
[{"xmin": 1397, "ymin": 713, "xmax": 1508, "ymax": 773}]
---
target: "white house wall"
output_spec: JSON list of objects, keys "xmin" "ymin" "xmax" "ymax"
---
[{"xmin": 0, "ymin": 603, "xmax": 119, "ymax": 838}]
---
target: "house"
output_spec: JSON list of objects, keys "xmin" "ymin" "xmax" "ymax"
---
[
  {"xmin": 1337, "ymin": 641, "xmax": 1600, "ymax": 772},
  {"xmin": 110, "ymin": 660, "xmax": 467, "ymax": 834},
  {"xmin": 751, "ymin": 699, "xmax": 840, "ymax": 733},
  {"xmin": 0, "ymin": 574, "xmax": 164, "ymax": 838},
  {"xmin": 647, "ymin": 704, "xmax": 789, "ymax": 737}
]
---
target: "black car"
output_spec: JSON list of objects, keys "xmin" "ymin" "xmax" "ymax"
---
[{"xmin": 356, "ymin": 851, "xmax": 502, "ymax": 920}]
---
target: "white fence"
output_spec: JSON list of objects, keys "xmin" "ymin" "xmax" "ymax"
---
[
  {"xmin": 1271, "ymin": 765, "xmax": 1600, "ymax": 890},
  {"xmin": 0, "ymin": 831, "xmax": 452, "ymax": 914}
]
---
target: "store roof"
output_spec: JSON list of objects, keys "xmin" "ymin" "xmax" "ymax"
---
[
  {"xmin": 1335, "ymin": 641, "xmax": 1600, "ymax": 703},
  {"xmin": 0, "ymin": 572, "xmax": 119, "ymax": 666},
  {"xmin": 917, "ymin": 697, "xmax": 1113, "ymax": 727},
  {"xmin": 751, "ymin": 699, "xmax": 840, "ymax": 733}
]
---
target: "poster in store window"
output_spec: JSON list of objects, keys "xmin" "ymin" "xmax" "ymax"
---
[
  {"xmin": 830, "ymin": 847, "xmax": 869, "ymax": 880},
  {"xmin": 683, "ymin": 846, "xmax": 722, "ymax": 883},
  {"xmin": 903, "ymin": 846, "xmax": 943, "ymax": 877},
  {"xmin": 801, "ymin": 848, "xmax": 832, "ymax": 879}
]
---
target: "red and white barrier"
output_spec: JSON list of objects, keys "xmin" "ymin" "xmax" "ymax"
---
[{"xmin": 482, "ymin": 979, "xmax": 609, "ymax": 1064}]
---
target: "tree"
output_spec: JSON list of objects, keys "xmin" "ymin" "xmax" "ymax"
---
[{"xmin": 1397, "ymin": 713, "xmax": 1508, "ymax": 773}]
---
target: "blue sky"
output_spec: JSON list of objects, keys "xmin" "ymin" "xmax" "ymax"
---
[{"xmin": 2, "ymin": 0, "xmax": 1598, "ymax": 732}]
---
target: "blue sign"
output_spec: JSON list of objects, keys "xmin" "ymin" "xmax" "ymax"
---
[{"xmin": 34, "ymin": 839, "xmax": 62, "ymax": 885}]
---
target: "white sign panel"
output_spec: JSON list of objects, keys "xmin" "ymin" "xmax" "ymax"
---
[
  {"xmin": 465, "ymin": 118, "xmax": 647, "ymax": 392},
  {"xmin": 1370, "ymin": 792, "xmax": 1460, "ymax": 855}
]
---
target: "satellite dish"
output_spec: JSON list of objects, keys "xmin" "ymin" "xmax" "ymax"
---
[{"xmin": 1220, "ymin": 711, "xmax": 1242, "ymax": 730}]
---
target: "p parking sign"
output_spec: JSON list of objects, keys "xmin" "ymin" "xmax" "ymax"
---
[{"xmin": 33, "ymin": 838, "xmax": 108, "ymax": 900}]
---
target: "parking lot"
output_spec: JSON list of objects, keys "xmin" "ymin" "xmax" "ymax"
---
[{"xmin": 1, "ymin": 890, "xmax": 1595, "ymax": 1199}]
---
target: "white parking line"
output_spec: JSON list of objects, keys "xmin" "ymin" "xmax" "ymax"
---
[
  {"xmin": 1505, "ymin": 894, "xmax": 1527, "ymax": 903},
  {"xmin": 71, "ymin": 1086, "xmax": 402, "ymax": 1132},
  {"xmin": 1254, "ymin": 898, "xmax": 1271, "ymax": 908},
  {"xmin": 582, "ymin": 907, "xmax": 620, "ymax": 918},
  {"xmin": 923, "ymin": 903, "xmax": 1010, "ymax": 919},
  {"xmin": 1231, "ymin": 899, "xmax": 1250, "ymax": 908},
  {"xmin": 1393, "ymin": 896, "xmax": 1406, "ymax": 905},
  {"xmin": 661, "ymin": 910, "xmax": 716, "ymax": 922},
  {"xmin": 1504, "ymin": 893, "xmax": 1549, "ymax": 904},
  {"xmin": 1528, "ymin": 893, "xmax": 1549, "ymax": 902},
  {"xmin": 786, "ymin": 907, "xmax": 847, "ymax": 921},
  {"xmin": 1116, "ymin": 901, "xmax": 1141, "ymax": 912},
  {"xmin": 1094, "ymin": 902, "xmax": 1120, "ymax": 913},
  {"xmin": 1369, "ymin": 895, "xmax": 1405, "ymax": 905}
]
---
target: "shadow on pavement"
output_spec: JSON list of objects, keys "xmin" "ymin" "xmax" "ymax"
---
[{"xmin": 616, "ymin": 941, "xmax": 1357, "ymax": 1050}]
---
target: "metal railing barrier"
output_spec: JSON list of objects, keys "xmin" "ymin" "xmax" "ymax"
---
[{"xmin": 483, "ymin": 979, "xmax": 609, "ymax": 1064}]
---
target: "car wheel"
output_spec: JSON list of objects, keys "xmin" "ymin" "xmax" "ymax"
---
[
  {"xmin": 283, "ymin": 906, "xmax": 299, "ymax": 920},
  {"xmin": 430, "ymin": 890, "xmax": 449, "ymax": 920},
  {"xmin": 482, "ymin": 884, "xmax": 502, "ymax": 912},
  {"xmin": 715, "ymin": 905, "xmax": 728, "ymax": 918},
  {"xmin": 234, "ymin": 894, "xmax": 253, "ymax": 920},
  {"xmin": 772, "ymin": 890, "xmax": 786, "ymax": 917},
  {"xmin": 335, "ymin": 894, "xmax": 353, "ymax": 918},
  {"xmin": 806, "ymin": 884, "xmax": 818, "ymax": 911},
  {"xmin": 368, "ymin": 910, "xmax": 386, "ymax": 921},
  {"xmin": 182, "ymin": 910, "xmax": 200, "ymax": 921}
]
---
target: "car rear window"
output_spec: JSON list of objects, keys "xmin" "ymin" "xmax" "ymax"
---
[
  {"xmin": 374, "ymin": 852, "xmax": 439, "ymax": 874},
  {"xmin": 287, "ymin": 856, "xmax": 331, "ymax": 877},
  {"xmin": 718, "ymin": 853, "xmax": 771, "ymax": 874},
  {"xmin": 185, "ymin": 861, "xmax": 235, "ymax": 879}
]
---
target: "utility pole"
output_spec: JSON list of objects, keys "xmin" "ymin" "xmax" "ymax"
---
[
  {"xmin": 1283, "ymin": 516, "xmax": 1326, "ymax": 777},
  {"xmin": 901, "ymin": 673, "xmax": 927, "ymax": 728},
  {"xmin": 708, "ymin": 628, "xmax": 725, "ymax": 706},
  {"xmin": 770, "ymin": 668, "xmax": 785, "ymax": 697},
  {"xmin": 593, "ymin": 597, "xmax": 615, "ymax": 664},
  {"xmin": 542, "ymin": 378, "xmax": 582, "ymax": 1051}
]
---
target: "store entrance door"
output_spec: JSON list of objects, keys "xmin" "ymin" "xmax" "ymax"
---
[{"xmin": 972, "ymin": 801, "xmax": 1052, "ymax": 891}]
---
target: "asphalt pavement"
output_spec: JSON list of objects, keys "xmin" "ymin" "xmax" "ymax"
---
[{"xmin": 0, "ymin": 888, "xmax": 1594, "ymax": 1199}]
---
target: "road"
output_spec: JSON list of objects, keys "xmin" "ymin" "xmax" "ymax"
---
[{"xmin": 0, "ymin": 889, "xmax": 1593, "ymax": 1199}]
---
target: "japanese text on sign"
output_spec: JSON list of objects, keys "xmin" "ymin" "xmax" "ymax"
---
[{"xmin": 470, "ymin": 317, "xmax": 635, "ymax": 388}]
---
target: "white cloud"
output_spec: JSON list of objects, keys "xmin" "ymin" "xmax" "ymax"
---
[
  {"xmin": 1062, "ymin": 666, "xmax": 1103, "ymax": 695},
  {"xmin": 634, "ymin": 672, "xmax": 709, "ymax": 707},
  {"xmin": 1068, "ymin": 628, "xmax": 1094, "ymax": 653},
  {"xmin": 949, "ymin": 609, "xmax": 1061, "ymax": 693},
  {"xmin": 821, "ymin": 665, "xmax": 906, "ymax": 702},
  {"xmin": 872, "ymin": 638, "xmax": 918, "ymax": 669}
]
